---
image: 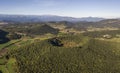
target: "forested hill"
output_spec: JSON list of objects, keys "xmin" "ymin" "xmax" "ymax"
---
[
  {"xmin": 1, "ymin": 24, "xmax": 59, "ymax": 36},
  {"xmin": 9, "ymin": 35, "xmax": 120, "ymax": 73},
  {"xmin": 20, "ymin": 24, "xmax": 59, "ymax": 35}
]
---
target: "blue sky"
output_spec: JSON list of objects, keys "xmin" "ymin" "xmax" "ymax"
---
[{"xmin": 0, "ymin": 0, "xmax": 120, "ymax": 18}]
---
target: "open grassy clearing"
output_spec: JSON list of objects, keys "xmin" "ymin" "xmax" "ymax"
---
[
  {"xmin": 0, "ymin": 40, "xmax": 21, "ymax": 50},
  {"xmin": 0, "ymin": 57, "xmax": 16, "ymax": 73},
  {"xmin": 0, "ymin": 57, "xmax": 7, "ymax": 65},
  {"xmin": 0, "ymin": 65, "xmax": 9, "ymax": 73},
  {"xmin": 96, "ymin": 38, "xmax": 120, "ymax": 42},
  {"xmin": 6, "ymin": 58, "xmax": 16, "ymax": 73},
  {"xmin": 0, "ymin": 35, "xmax": 53, "ymax": 51}
]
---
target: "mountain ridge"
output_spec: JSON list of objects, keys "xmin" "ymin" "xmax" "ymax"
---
[{"xmin": 0, "ymin": 14, "xmax": 105, "ymax": 22}]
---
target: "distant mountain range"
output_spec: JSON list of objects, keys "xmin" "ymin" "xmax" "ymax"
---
[{"xmin": 0, "ymin": 14, "xmax": 105, "ymax": 22}]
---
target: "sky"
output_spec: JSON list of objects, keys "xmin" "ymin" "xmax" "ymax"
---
[{"xmin": 0, "ymin": 0, "xmax": 120, "ymax": 18}]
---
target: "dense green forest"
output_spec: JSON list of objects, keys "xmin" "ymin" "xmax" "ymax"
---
[{"xmin": 8, "ymin": 35, "xmax": 120, "ymax": 73}]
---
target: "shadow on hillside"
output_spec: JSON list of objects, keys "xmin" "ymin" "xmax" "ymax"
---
[
  {"xmin": 0, "ymin": 70, "xmax": 2, "ymax": 73},
  {"xmin": 49, "ymin": 38, "xmax": 63, "ymax": 47},
  {"xmin": 0, "ymin": 29, "xmax": 10, "ymax": 44}
]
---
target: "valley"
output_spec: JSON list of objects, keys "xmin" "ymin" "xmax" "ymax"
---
[{"xmin": 0, "ymin": 19, "xmax": 120, "ymax": 73}]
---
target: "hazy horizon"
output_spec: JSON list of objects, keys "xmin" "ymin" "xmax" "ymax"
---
[{"xmin": 0, "ymin": 0, "xmax": 120, "ymax": 18}]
